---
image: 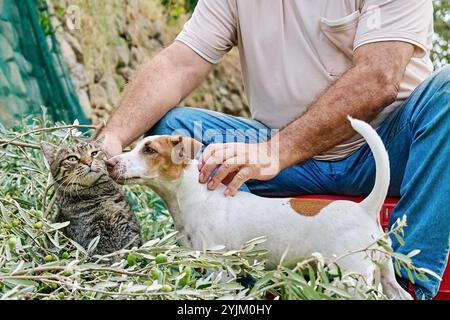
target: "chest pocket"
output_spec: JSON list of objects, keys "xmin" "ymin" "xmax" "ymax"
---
[{"xmin": 319, "ymin": 10, "xmax": 360, "ymax": 77}]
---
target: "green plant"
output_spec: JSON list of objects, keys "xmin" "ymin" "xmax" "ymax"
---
[
  {"xmin": 433, "ymin": 0, "xmax": 450, "ymax": 68},
  {"xmin": 160, "ymin": 0, "xmax": 198, "ymax": 21},
  {"xmin": 0, "ymin": 111, "xmax": 265, "ymax": 300},
  {"xmin": 38, "ymin": 0, "xmax": 65, "ymax": 36},
  {"xmin": 0, "ymin": 112, "xmax": 438, "ymax": 300}
]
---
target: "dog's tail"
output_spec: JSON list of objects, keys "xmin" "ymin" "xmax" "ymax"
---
[{"xmin": 348, "ymin": 116, "xmax": 390, "ymax": 221}]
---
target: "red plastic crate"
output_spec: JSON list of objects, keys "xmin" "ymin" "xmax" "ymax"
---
[{"xmin": 295, "ymin": 195, "xmax": 450, "ymax": 300}]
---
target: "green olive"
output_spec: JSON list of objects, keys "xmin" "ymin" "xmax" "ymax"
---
[
  {"xmin": 144, "ymin": 280, "xmax": 153, "ymax": 286},
  {"xmin": 151, "ymin": 268, "xmax": 163, "ymax": 280},
  {"xmin": 8, "ymin": 237, "xmax": 17, "ymax": 249},
  {"xmin": 127, "ymin": 253, "xmax": 138, "ymax": 266},
  {"xmin": 12, "ymin": 219, "xmax": 21, "ymax": 227},
  {"xmin": 44, "ymin": 255, "xmax": 54, "ymax": 263},
  {"xmin": 61, "ymin": 251, "xmax": 70, "ymax": 260},
  {"xmin": 34, "ymin": 221, "xmax": 43, "ymax": 229},
  {"xmin": 179, "ymin": 266, "xmax": 192, "ymax": 287},
  {"xmin": 161, "ymin": 284, "xmax": 172, "ymax": 292},
  {"xmin": 155, "ymin": 254, "xmax": 168, "ymax": 264}
]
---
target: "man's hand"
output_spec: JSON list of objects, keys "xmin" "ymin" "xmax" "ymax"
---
[{"xmin": 198, "ymin": 142, "xmax": 280, "ymax": 196}]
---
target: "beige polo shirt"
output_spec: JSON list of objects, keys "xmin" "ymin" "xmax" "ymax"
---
[{"xmin": 176, "ymin": 0, "xmax": 434, "ymax": 161}]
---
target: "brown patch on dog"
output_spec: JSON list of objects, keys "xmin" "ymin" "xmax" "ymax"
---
[
  {"xmin": 289, "ymin": 198, "xmax": 334, "ymax": 217},
  {"xmin": 142, "ymin": 136, "xmax": 203, "ymax": 181}
]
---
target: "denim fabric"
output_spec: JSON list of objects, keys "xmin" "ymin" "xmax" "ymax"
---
[{"xmin": 149, "ymin": 66, "xmax": 450, "ymax": 299}]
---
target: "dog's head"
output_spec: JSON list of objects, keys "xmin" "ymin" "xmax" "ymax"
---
[{"xmin": 106, "ymin": 136, "xmax": 203, "ymax": 185}]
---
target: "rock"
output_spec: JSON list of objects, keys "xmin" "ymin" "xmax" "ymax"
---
[
  {"xmin": 57, "ymin": 33, "xmax": 77, "ymax": 69},
  {"xmin": 218, "ymin": 86, "xmax": 229, "ymax": 96},
  {"xmin": 0, "ymin": 69, "xmax": 9, "ymax": 88},
  {"xmin": 7, "ymin": 62, "xmax": 26, "ymax": 95},
  {"xmin": 115, "ymin": 15, "xmax": 128, "ymax": 37},
  {"xmin": 149, "ymin": 22, "xmax": 162, "ymax": 39},
  {"xmin": 115, "ymin": 39, "xmax": 130, "ymax": 67},
  {"xmin": 126, "ymin": 0, "xmax": 141, "ymax": 20},
  {"xmin": 117, "ymin": 67, "xmax": 134, "ymax": 81},
  {"xmin": 77, "ymin": 88, "xmax": 92, "ymax": 118},
  {"xmin": 14, "ymin": 53, "xmax": 32, "ymax": 74},
  {"xmin": 141, "ymin": 38, "xmax": 162, "ymax": 53},
  {"xmin": 88, "ymin": 83, "xmax": 108, "ymax": 109},
  {"xmin": 100, "ymin": 76, "xmax": 121, "ymax": 106},
  {"xmin": 230, "ymin": 93, "xmax": 244, "ymax": 112},
  {"xmin": 130, "ymin": 46, "xmax": 148, "ymax": 65},
  {"xmin": 203, "ymin": 93, "xmax": 215, "ymax": 108},
  {"xmin": 0, "ymin": 21, "xmax": 18, "ymax": 49},
  {"xmin": 114, "ymin": 74, "xmax": 127, "ymax": 92},
  {"xmin": 221, "ymin": 97, "xmax": 236, "ymax": 113},
  {"xmin": 94, "ymin": 74, "xmax": 103, "ymax": 83},
  {"xmin": 63, "ymin": 32, "xmax": 83, "ymax": 63},
  {"xmin": 70, "ymin": 63, "xmax": 88, "ymax": 89},
  {"xmin": 0, "ymin": 34, "xmax": 14, "ymax": 61}
]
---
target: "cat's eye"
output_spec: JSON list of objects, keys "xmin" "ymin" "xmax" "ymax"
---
[
  {"xmin": 66, "ymin": 155, "xmax": 79, "ymax": 162},
  {"xmin": 91, "ymin": 150, "xmax": 100, "ymax": 157}
]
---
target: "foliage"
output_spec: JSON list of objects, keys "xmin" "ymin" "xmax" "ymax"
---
[
  {"xmin": 433, "ymin": 0, "xmax": 450, "ymax": 68},
  {"xmin": 0, "ymin": 112, "xmax": 266, "ymax": 300},
  {"xmin": 160, "ymin": 0, "xmax": 197, "ymax": 20},
  {"xmin": 0, "ymin": 113, "xmax": 438, "ymax": 300},
  {"xmin": 38, "ymin": 0, "xmax": 64, "ymax": 36}
]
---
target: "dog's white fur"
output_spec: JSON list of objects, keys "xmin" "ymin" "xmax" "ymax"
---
[{"xmin": 108, "ymin": 117, "xmax": 411, "ymax": 300}]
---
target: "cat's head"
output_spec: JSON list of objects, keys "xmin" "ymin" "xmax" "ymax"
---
[{"xmin": 41, "ymin": 138, "xmax": 110, "ymax": 190}]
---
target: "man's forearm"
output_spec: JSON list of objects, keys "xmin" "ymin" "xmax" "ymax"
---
[
  {"xmin": 274, "ymin": 42, "xmax": 414, "ymax": 170},
  {"xmin": 102, "ymin": 42, "xmax": 212, "ymax": 149}
]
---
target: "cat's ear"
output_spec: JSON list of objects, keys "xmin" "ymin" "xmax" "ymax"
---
[{"xmin": 41, "ymin": 142, "xmax": 59, "ymax": 165}]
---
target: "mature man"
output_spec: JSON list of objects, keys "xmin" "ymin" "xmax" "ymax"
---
[{"xmin": 101, "ymin": 0, "xmax": 449, "ymax": 299}]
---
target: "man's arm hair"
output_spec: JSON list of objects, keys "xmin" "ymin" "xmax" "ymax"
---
[
  {"xmin": 274, "ymin": 41, "xmax": 415, "ymax": 170},
  {"xmin": 101, "ymin": 41, "xmax": 213, "ymax": 149}
]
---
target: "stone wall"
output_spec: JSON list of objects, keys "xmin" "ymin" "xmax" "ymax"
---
[{"xmin": 48, "ymin": 0, "xmax": 249, "ymax": 125}]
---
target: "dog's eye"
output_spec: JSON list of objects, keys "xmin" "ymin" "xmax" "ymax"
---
[
  {"xmin": 91, "ymin": 150, "xmax": 100, "ymax": 157},
  {"xmin": 143, "ymin": 146, "xmax": 156, "ymax": 155},
  {"xmin": 66, "ymin": 155, "xmax": 79, "ymax": 162}
]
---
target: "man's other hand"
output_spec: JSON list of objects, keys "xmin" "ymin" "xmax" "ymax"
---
[{"xmin": 198, "ymin": 142, "xmax": 280, "ymax": 196}]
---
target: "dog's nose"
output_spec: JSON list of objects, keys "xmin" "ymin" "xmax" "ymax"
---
[{"xmin": 105, "ymin": 158, "xmax": 118, "ymax": 170}]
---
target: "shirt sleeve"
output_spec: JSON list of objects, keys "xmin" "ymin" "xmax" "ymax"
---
[
  {"xmin": 175, "ymin": 0, "xmax": 238, "ymax": 64},
  {"xmin": 354, "ymin": 0, "xmax": 433, "ymax": 58}
]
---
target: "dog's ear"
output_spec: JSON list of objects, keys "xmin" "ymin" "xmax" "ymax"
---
[
  {"xmin": 170, "ymin": 136, "xmax": 203, "ymax": 163},
  {"xmin": 41, "ymin": 142, "xmax": 59, "ymax": 165}
]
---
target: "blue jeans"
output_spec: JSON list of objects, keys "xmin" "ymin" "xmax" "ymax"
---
[{"xmin": 150, "ymin": 66, "xmax": 450, "ymax": 299}]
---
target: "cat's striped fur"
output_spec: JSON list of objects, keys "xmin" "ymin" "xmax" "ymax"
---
[{"xmin": 41, "ymin": 140, "xmax": 142, "ymax": 255}]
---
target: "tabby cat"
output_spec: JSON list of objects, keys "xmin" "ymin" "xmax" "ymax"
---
[{"xmin": 41, "ymin": 139, "xmax": 142, "ymax": 255}]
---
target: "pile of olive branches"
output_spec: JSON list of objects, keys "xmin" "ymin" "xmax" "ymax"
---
[{"xmin": 0, "ymin": 112, "xmax": 437, "ymax": 300}]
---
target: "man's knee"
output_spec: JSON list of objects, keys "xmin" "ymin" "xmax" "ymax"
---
[
  {"xmin": 406, "ymin": 66, "xmax": 450, "ymax": 126},
  {"xmin": 431, "ymin": 65, "xmax": 450, "ymax": 88}
]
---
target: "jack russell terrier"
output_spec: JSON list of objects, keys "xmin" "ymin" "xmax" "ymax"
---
[{"xmin": 106, "ymin": 117, "xmax": 412, "ymax": 300}]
